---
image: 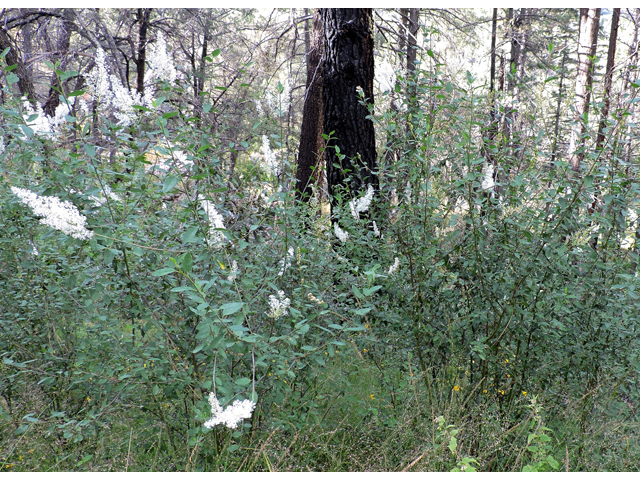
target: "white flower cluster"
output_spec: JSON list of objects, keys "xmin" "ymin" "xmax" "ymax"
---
[
  {"xmin": 375, "ymin": 57, "xmax": 396, "ymax": 93},
  {"xmin": 87, "ymin": 48, "xmax": 113, "ymax": 106},
  {"xmin": 268, "ymin": 290, "xmax": 290, "ymax": 318},
  {"xmin": 204, "ymin": 392, "xmax": 255, "ymax": 430},
  {"xmin": 228, "ymin": 260, "xmax": 239, "ymax": 282},
  {"xmin": 388, "ymin": 257, "xmax": 400, "ymax": 275},
  {"xmin": 349, "ymin": 184, "xmax": 375, "ymax": 220},
  {"xmin": 146, "ymin": 32, "xmax": 179, "ymax": 85},
  {"xmin": 334, "ymin": 223, "xmax": 349, "ymax": 243},
  {"xmin": 11, "ymin": 187, "xmax": 93, "ymax": 240},
  {"xmin": 261, "ymin": 135, "xmax": 280, "ymax": 177},
  {"xmin": 373, "ymin": 221, "xmax": 381, "ymax": 237},
  {"xmin": 481, "ymin": 163, "xmax": 495, "ymax": 192},
  {"xmin": 278, "ymin": 246, "xmax": 295, "ymax": 276},
  {"xmin": 86, "ymin": 48, "xmax": 150, "ymax": 126},
  {"xmin": 22, "ymin": 100, "xmax": 72, "ymax": 136},
  {"xmin": 199, "ymin": 195, "xmax": 227, "ymax": 247}
]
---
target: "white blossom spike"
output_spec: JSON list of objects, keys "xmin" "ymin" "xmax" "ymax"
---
[
  {"xmin": 11, "ymin": 187, "xmax": 93, "ymax": 240},
  {"xmin": 349, "ymin": 184, "xmax": 375, "ymax": 220},
  {"xmin": 268, "ymin": 290, "xmax": 290, "ymax": 318},
  {"xmin": 204, "ymin": 392, "xmax": 255, "ymax": 430},
  {"xmin": 334, "ymin": 223, "xmax": 349, "ymax": 243}
]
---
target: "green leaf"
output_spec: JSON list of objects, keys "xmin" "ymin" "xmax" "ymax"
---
[
  {"xmin": 60, "ymin": 70, "xmax": 78, "ymax": 81},
  {"xmin": 354, "ymin": 307, "xmax": 373, "ymax": 316},
  {"xmin": 182, "ymin": 226, "xmax": 199, "ymax": 243},
  {"xmin": 363, "ymin": 285, "xmax": 382, "ymax": 296},
  {"xmin": 352, "ymin": 285, "xmax": 364, "ymax": 299},
  {"xmin": 448, "ymin": 436, "xmax": 457, "ymax": 454},
  {"xmin": 181, "ymin": 252, "xmax": 193, "ymax": 273},
  {"xmin": 152, "ymin": 267, "xmax": 175, "ymax": 276},
  {"xmin": 221, "ymin": 302, "xmax": 244, "ymax": 316},
  {"xmin": 547, "ymin": 455, "xmax": 559, "ymax": 470},
  {"xmin": 211, "ymin": 48, "xmax": 221, "ymax": 57},
  {"xmin": 162, "ymin": 111, "xmax": 179, "ymax": 119},
  {"xmin": 171, "ymin": 286, "xmax": 195, "ymax": 292},
  {"xmin": 84, "ymin": 144, "xmax": 96, "ymax": 157},
  {"xmin": 7, "ymin": 72, "xmax": 19, "ymax": 84},
  {"xmin": 21, "ymin": 125, "xmax": 34, "ymax": 137},
  {"xmin": 163, "ymin": 175, "xmax": 179, "ymax": 193},
  {"xmin": 235, "ymin": 377, "xmax": 251, "ymax": 386}
]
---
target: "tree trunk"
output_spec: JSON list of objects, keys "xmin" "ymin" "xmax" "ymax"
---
[
  {"xmin": 0, "ymin": 26, "xmax": 37, "ymax": 101},
  {"xmin": 296, "ymin": 9, "xmax": 324, "ymax": 202},
  {"xmin": 406, "ymin": 8, "xmax": 419, "ymax": 77},
  {"xmin": 135, "ymin": 8, "xmax": 152, "ymax": 95},
  {"xmin": 43, "ymin": 9, "xmax": 74, "ymax": 117},
  {"xmin": 568, "ymin": 8, "xmax": 601, "ymax": 172},
  {"xmin": 595, "ymin": 8, "xmax": 620, "ymax": 151},
  {"xmin": 322, "ymin": 8, "xmax": 378, "ymax": 212},
  {"xmin": 623, "ymin": 9, "xmax": 639, "ymax": 166}
]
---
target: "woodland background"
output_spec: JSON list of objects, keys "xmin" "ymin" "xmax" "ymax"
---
[{"xmin": 1, "ymin": 7, "xmax": 640, "ymax": 471}]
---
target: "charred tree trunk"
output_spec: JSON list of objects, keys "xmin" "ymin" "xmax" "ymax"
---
[
  {"xmin": 322, "ymin": 8, "xmax": 378, "ymax": 213},
  {"xmin": 296, "ymin": 9, "xmax": 324, "ymax": 202},
  {"xmin": 135, "ymin": 8, "xmax": 152, "ymax": 95},
  {"xmin": 595, "ymin": 7, "xmax": 620, "ymax": 150},
  {"xmin": 43, "ymin": 9, "xmax": 74, "ymax": 117},
  {"xmin": 406, "ymin": 8, "xmax": 419, "ymax": 78},
  {"xmin": 0, "ymin": 26, "xmax": 37, "ymax": 101},
  {"xmin": 568, "ymin": 8, "xmax": 601, "ymax": 172}
]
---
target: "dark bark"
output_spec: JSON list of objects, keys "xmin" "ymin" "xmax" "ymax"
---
[
  {"xmin": 0, "ymin": 26, "xmax": 37, "ymax": 101},
  {"xmin": 322, "ymin": 8, "xmax": 378, "ymax": 211},
  {"xmin": 43, "ymin": 9, "xmax": 74, "ymax": 117},
  {"xmin": 568, "ymin": 8, "xmax": 601, "ymax": 172},
  {"xmin": 135, "ymin": 8, "xmax": 152, "ymax": 95},
  {"xmin": 296, "ymin": 9, "xmax": 324, "ymax": 202},
  {"xmin": 595, "ymin": 7, "xmax": 620, "ymax": 150}
]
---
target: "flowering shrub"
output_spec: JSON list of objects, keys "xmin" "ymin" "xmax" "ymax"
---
[{"xmin": 1, "ymin": 33, "xmax": 639, "ymax": 472}]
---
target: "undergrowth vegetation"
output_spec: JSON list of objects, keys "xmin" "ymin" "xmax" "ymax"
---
[{"xmin": 1, "ymin": 40, "xmax": 640, "ymax": 472}]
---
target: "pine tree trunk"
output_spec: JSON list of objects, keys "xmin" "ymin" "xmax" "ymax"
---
[
  {"xmin": 295, "ymin": 9, "xmax": 324, "ymax": 202},
  {"xmin": 135, "ymin": 8, "xmax": 152, "ymax": 95},
  {"xmin": 595, "ymin": 8, "xmax": 620, "ymax": 150},
  {"xmin": 322, "ymin": 8, "xmax": 378, "ymax": 211},
  {"xmin": 568, "ymin": 8, "xmax": 601, "ymax": 172},
  {"xmin": 0, "ymin": 27, "xmax": 37, "ymax": 101},
  {"xmin": 43, "ymin": 9, "xmax": 74, "ymax": 117}
]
